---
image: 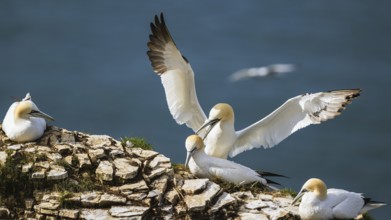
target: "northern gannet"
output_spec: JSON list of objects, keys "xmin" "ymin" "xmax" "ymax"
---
[
  {"xmin": 229, "ymin": 64, "xmax": 295, "ymax": 82},
  {"xmin": 2, "ymin": 93, "xmax": 54, "ymax": 142},
  {"xmin": 184, "ymin": 134, "xmax": 283, "ymax": 190},
  {"xmin": 291, "ymin": 178, "xmax": 386, "ymax": 220},
  {"xmin": 147, "ymin": 13, "xmax": 361, "ymax": 159}
]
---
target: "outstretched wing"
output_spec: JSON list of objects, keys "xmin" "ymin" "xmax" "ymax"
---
[
  {"xmin": 147, "ymin": 13, "xmax": 207, "ymax": 132},
  {"xmin": 230, "ymin": 89, "xmax": 361, "ymax": 157}
]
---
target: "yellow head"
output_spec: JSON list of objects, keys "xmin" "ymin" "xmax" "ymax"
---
[
  {"xmin": 301, "ymin": 178, "xmax": 327, "ymax": 200},
  {"xmin": 292, "ymin": 178, "xmax": 327, "ymax": 205},
  {"xmin": 185, "ymin": 134, "xmax": 204, "ymax": 152},
  {"xmin": 209, "ymin": 103, "xmax": 234, "ymax": 122},
  {"xmin": 13, "ymin": 93, "xmax": 54, "ymax": 121},
  {"xmin": 184, "ymin": 134, "xmax": 204, "ymax": 168},
  {"xmin": 196, "ymin": 103, "xmax": 234, "ymax": 138}
]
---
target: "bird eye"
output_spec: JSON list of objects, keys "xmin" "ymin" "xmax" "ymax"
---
[{"xmin": 30, "ymin": 110, "xmax": 39, "ymax": 114}]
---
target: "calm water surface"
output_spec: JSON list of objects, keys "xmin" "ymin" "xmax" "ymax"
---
[{"xmin": 0, "ymin": 1, "xmax": 390, "ymax": 218}]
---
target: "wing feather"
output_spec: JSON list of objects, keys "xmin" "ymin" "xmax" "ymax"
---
[
  {"xmin": 147, "ymin": 13, "xmax": 207, "ymax": 132},
  {"xmin": 327, "ymin": 189, "xmax": 364, "ymax": 218},
  {"xmin": 230, "ymin": 89, "xmax": 361, "ymax": 157}
]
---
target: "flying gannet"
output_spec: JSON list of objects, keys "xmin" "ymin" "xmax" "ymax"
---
[
  {"xmin": 147, "ymin": 13, "xmax": 361, "ymax": 159},
  {"xmin": 228, "ymin": 64, "xmax": 295, "ymax": 82}
]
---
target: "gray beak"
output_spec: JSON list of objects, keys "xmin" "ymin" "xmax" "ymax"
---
[
  {"xmin": 185, "ymin": 151, "xmax": 191, "ymax": 168},
  {"xmin": 185, "ymin": 148, "xmax": 196, "ymax": 168},
  {"xmin": 291, "ymin": 189, "xmax": 305, "ymax": 206},
  {"xmin": 30, "ymin": 110, "xmax": 55, "ymax": 121},
  {"xmin": 196, "ymin": 118, "xmax": 220, "ymax": 139}
]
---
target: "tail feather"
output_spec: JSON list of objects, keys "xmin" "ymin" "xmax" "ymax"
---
[{"xmin": 361, "ymin": 198, "xmax": 386, "ymax": 213}]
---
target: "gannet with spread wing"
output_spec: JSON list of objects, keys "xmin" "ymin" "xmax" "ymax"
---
[{"xmin": 147, "ymin": 13, "xmax": 361, "ymax": 159}]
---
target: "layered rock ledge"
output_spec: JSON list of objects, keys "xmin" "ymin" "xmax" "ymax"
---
[{"xmin": 0, "ymin": 125, "xmax": 299, "ymax": 219}]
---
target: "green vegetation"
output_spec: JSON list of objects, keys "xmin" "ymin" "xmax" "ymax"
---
[
  {"xmin": 172, "ymin": 163, "xmax": 186, "ymax": 173},
  {"xmin": 55, "ymin": 176, "xmax": 101, "ymax": 193},
  {"xmin": 121, "ymin": 136, "xmax": 154, "ymax": 150},
  {"xmin": 363, "ymin": 213, "xmax": 374, "ymax": 220},
  {"xmin": 0, "ymin": 150, "xmax": 102, "ymax": 209},
  {"xmin": 0, "ymin": 152, "xmax": 33, "ymax": 205},
  {"xmin": 269, "ymin": 188, "xmax": 297, "ymax": 197},
  {"xmin": 212, "ymin": 178, "xmax": 270, "ymax": 194}
]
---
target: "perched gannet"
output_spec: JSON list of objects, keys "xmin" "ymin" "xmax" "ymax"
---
[
  {"xmin": 228, "ymin": 64, "xmax": 295, "ymax": 82},
  {"xmin": 291, "ymin": 178, "xmax": 386, "ymax": 220},
  {"xmin": 147, "ymin": 13, "xmax": 361, "ymax": 159},
  {"xmin": 184, "ymin": 134, "xmax": 283, "ymax": 190},
  {"xmin": 2, "ymin": 93, "xmax": 54, "ymax": 142}
]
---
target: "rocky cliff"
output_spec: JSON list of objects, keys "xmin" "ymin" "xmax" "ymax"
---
[{"xmin": 0, "ymin": 125, "xmax": 299, "ymax": 219}]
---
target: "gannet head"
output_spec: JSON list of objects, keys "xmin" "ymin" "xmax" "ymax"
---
[
  {"xmin": 184, "ymin": 134, "xmax": 204, "ymax": 168},
  {"xmin": 14, "ymin": 93, "xmax": 54, "ymax": 122},
  {"xmin": 209, "ymin": 103, "xmax": 234, "ymax": 122},
  {"xmin": 292, "ymin": 178, "xmax": 327, "ymax": 205},
  {"xmin": 196, "ymin": 103, "xmax": 234, "ymax": 138}
]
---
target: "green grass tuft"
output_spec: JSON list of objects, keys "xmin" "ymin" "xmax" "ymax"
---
[
  {"xmin": 271, "ymin": 188, "xmax": 297, "ymax": 197},
  {"xmin": 121, "ymin": 137, "xmax": 154, "ymax": 150},
  {"xmin": 172, "ymin": 163, "xmax": 186, "ymax": 173},
  {"xmin": 362, "ymin": 213, "xmax": 374, "ymax": 220},
  {"xmin": 213, "ymin": 178, "xmax": 270, "ymax": 194}
]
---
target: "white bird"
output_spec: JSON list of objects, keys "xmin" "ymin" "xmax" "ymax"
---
[
  {"xmin": 147, "ymin": 14, "xmax": 361, "ymax": 159},
  {"xmin": 184, "ymin": 134, "xmax": 283, "ymax": 190},
  {"xmin": 2, "ymin": 93, "xmax": 54, "ymax": 142},
  {"xmin": 291, "ymin": 178, "xmax": 386, "ymax": 220},
  {"xmin": 229, "ymin": 64, "xmax": 295, "ymax": 82}
]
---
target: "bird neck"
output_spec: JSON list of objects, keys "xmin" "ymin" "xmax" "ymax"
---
[
  {"xmin": 315, "ymin": 188, "xmax": 327, "ymax": 200},
  {"xmin": 192, "ymin": 147, "xmax": 207, "ymax": 160},
  {"xmin": 13, "ymin": 102, "xmax": 30, "ymax": 121}
]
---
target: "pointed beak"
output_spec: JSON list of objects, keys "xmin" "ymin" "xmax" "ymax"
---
[
  {"xmin": 196, "ymin": 118, "xmax": 220, "ymax": 139},
  {"xmin": 185, "ymin": 152, "xmax": 191, "ymax": 168},
  {"xmin": 291, "ymin": 189, "xmax": 305, "ymax": 206},
  {"xmin": 30, "ymin": 110, "xmax": 55, "ymax": 121},
  {"xmin": 185, "ymin": 148, "xmax": 196, "ymax": 168}
]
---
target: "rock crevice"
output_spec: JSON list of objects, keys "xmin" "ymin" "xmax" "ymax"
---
[{"xmin": 0, "ymin": 125, "xmax": 299, "ymax": 219}]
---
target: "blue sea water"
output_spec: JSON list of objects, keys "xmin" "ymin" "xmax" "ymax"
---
[{"xmin": 0, "ymin": 1, "xmax": 390, "ymax": 218}]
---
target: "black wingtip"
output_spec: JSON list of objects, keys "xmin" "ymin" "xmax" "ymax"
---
[
  {"xmin": 147, "ymin": 12, "xmax": 173, "ymax": 74},
  {"xmin": 148, "ymin": 12, "xmax": 174, "ymax": 46},
  {"xmin": 256, "ymin": 170, "xmax": 289, "ymax": 179},
  {"xmin": 160, "ymin": 12, "xmax": 165, "ymax": 24},
  {"xmin": 364, "ymin": 197, "xmax": 387, "ymax": 206},
  {"xmin": 265, "ymin": 178, "xmax": 282, "ymax": 186}
]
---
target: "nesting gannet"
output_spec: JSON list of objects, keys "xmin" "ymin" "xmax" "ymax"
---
[
  {"xmin": 184, "ymin": 134, "xmax": 283, "ymax": 190},
  {"xmin": 147, "ymin": 13, "xmax": 361, "ymax": 159},
  {"xmin": 291, "ymin": 178, "xmax": 386, "ymax": 220},
  {"xmin": 229, "ymin": 64, "xmax": 295, "ymax": 82},
  {"xmin": 2, "ymin": 93, "xmax": 54, "ymax": 142}
]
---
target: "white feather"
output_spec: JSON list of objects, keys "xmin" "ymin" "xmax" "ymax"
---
[
  {"xmin": 148, "ymin": 14, "xmax": 206, "ymax": 133},
  {"xmin": 230, "ymin": 90, "xmax": 358, "ymax": 157},
  {"xmin": 293, "ymin": 178, "xmax": 386, "ymax": 220},
  {"xmin": 147, "ymin": 14, "xmax": 360, "ymax": 159}
]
